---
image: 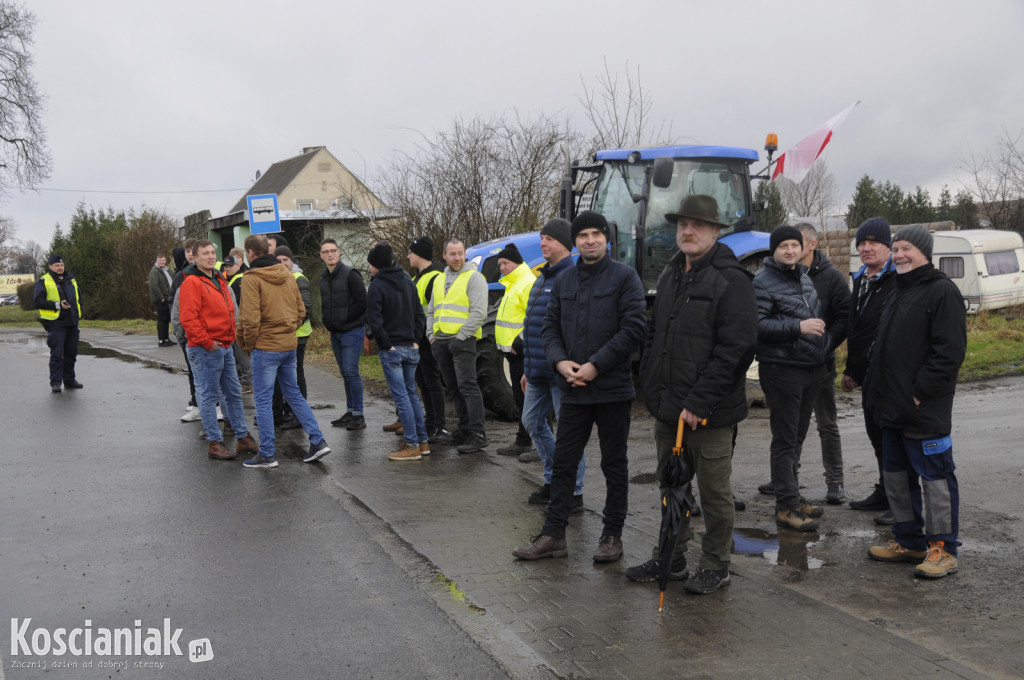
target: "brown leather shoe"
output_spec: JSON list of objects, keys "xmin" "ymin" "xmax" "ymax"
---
[
  {"xmin": 419, "ymin": 441, "xmax": 431, "ymax": 456},
  {"xmin": 208, "ymin": 440, "xmax": 237, "ymax": 460},
  {"xmin": 593, "ymin": 535, "xmax": 623, "ymax": 563},
  {"xmin": 236, "ymin": 434, "xmax": 259, "ymax": 456},
  {"xmin": 388, "ymin": 443, "xmax": 422, "ymax": 461},
  {"xmin": 511, "ymin": 535, "xmax": 568, "ymax": 560},
  {"xmin": 383, "ymin": 419, "xmax": 404, "ymax": 435}
]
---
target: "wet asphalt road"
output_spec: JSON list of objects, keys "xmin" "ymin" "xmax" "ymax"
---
[
  {"xmin": 1, "ymin": 326, "xmax": 1022, "ymax": 679},
  {"xmin": 0, "ymin": 330, "xmax": 515, "ymax": 679}
]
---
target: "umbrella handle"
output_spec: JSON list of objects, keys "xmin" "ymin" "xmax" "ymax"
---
[{"xmin": 675, "ymin": 413, "xmax": 708, "ymax": 450}]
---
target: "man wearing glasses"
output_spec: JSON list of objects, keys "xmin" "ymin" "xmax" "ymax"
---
[{"xmin": 319, "ymin": 239, "xmax": 368, "ymax": 430}]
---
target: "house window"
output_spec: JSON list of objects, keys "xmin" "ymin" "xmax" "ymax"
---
[
  {"xmin": 939, "ymin": 256, "xmax": 964, "ymax": 279},
  {"xmin": 984, "ymin": 250, "xmax": 1020, "ymax": 276},
  {"xmin": 297, "ymin": 201, "xmax": 313, "ymax": 211}
]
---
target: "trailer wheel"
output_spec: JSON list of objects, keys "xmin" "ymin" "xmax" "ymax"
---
[{"xmin": 476, "ymin": 335, "xmax": 520, "ymax": 422}]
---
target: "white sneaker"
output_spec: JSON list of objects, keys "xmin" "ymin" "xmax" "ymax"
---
[
  {"xmin": 180, "ymin": 405, "xmax": 201, "ymax": 422},
  {"xmin": 216, "ymin": 406, "xmax": 224, "ymax": 421}
]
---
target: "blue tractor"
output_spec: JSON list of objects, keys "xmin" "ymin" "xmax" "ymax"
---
[{"xmin": 466, "ymin": 144, "xmax": 772, "ymax": 418}]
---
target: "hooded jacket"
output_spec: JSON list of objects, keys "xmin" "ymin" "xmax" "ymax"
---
[
  {"xmin": 752, "ymin": 257, "xmax": 830, "ymax": 368},
  {"xmin": 641, "ymin": 243, "xmax": 757, "ymax": 427},
  {"xmin": 543, "ymin": 254, "xmax": 646, "ymax": 404},
  {"xmin": 805, "ymin": 250, "xmax": 851, "ymax": 366},
  {"xmin": 863, "ymin": 263, "xmax": 966, "ymax": 437},
  {"xmin": 843, "ymin": 257, "xmax": 897, "ymax": 385},
  {"xmin": 237, "ymin": 254, "xmax": 304, "ymax": 353},
  {"xmin": 178, "ymin": 263, "xmax": 236, "ymax": 350},
  {"xmin": 366, "ymin": 265, "xmax": 425, "ymax": 350}
]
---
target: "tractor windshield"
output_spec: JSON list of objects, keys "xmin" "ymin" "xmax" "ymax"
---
[{"xmin": 592, "ymin": 158, "xmax": 751, "ymax": 294}]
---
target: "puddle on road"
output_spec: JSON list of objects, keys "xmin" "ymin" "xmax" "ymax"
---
[
  {"xmin": 2, "ymin": 333, "xmax": 184, "ymax": 374},
  {"xmin": 730, "ymin": 527, "xmax": 824, "ymax": 570}
]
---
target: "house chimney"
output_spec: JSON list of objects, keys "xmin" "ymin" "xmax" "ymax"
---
[{"xmin": 302, "ymin": 146, "xmax": 325, "ymax": 154}]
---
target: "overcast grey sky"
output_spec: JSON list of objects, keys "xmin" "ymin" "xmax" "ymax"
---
[{"xmin": 6, "ymin": 0, "xmax": 1023, "ymax": 249}]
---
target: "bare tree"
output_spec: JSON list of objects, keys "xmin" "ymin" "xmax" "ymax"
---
[
  {"xmin": 0, "ymin": 2, "xmax": 51, "ymax": 195},
  {"xmin": 778, "ymin": 160, "xmax": 840, "ymax": 222},
  {"xmin": 0, "ymin": 214, "xmax": 14, "ymax": 268},
  {"xmin": 375, "ymin": 111, "xmax": 579, "ymax": 255},
  {"xmin": 577, "ymin": 58, "xmax": 673, "ymax": 152},
  {"xmin": 962, "ymin": 127, "xmax": 1024, "ymax": 232}
]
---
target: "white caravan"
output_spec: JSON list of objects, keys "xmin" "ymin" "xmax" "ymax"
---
[{"xmin": 850, "ymin": 228, "xmax": 1024, "ymax": 314}]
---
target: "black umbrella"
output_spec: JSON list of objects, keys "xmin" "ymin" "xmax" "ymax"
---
[{"xmin": 657, "ymin": 414, "xmax": 700, "ymax": 612}]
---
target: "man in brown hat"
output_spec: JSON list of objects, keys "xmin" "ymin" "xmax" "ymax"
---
[{"xmin": 625, "ymin": 195, "xmax": 757, "ymax": 594}]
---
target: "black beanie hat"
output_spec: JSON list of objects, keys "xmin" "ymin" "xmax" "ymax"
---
[
  {"xmin": 409, "ymin": 235, "xmax": 434, "ymax": 261},
  {"xmin": 893, "ymin": 224, "xmax": 933, "ymax": 260},
  {"xmin": 273, "ymin": 246, "xmax": 294, "ymax": 261},
  {"xmin": 367, "ymin": 241, "xmax": 394, "ymax": 269},
  {"xmin": 856, "ymin": 217, "xmax": 892, "ymax": 247},
  {"xmin": 496, "ymin": 243, "xmax": 523, "ymax": 265},
  {"xmin": 540, "ymin": 218, "xmax": 572, "ymax": 252},
  {"xmin": 770, "ymin": 225, "xmax": 804, "ymax": 253},
  {"xmin": 571, "ymin": 211, "xmax": 610, "ymax": 243}
]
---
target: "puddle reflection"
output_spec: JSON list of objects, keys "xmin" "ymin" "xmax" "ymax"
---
[{"xmin": 731, "ymin": 527, "xmax": 823, "ymax": 571}]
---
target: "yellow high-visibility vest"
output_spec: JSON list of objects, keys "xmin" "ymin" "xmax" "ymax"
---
[
  {"xmin": 495, "ymin": 263, "xmax": 536, "ymax": 351},
  {"xmin": 293, "ymin": 272, "xmax": 312, "ymax": 338},
  {"xmin": 39, "ymin": 273, "xmax": 80, "ymax": 321},
  {"xmin": 415, "ymin": 270, "xmax": 441, "ymax": 308},
  {"xmin": 432, "ymin": 269, "xmax": 482, "ymax": 339}
]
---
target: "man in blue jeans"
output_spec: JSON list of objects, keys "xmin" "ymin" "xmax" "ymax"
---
[
  {"xmin": 518, "ymin": 219, "xmax": 584, "ymax": 510},
  {"xmin": 319, "ymin": 238, "xmax": 368, "ymax": 430},
  {"xmin": 238, "ymin": 235, "xmax": 330, "ymax": 468},
  {"xmin": 178, "ymin": 240, "xmax": 260, "ymax": 461},
  {"xmin": 365, "ymin": 241, "xmax": 429, "ymax": 461}
]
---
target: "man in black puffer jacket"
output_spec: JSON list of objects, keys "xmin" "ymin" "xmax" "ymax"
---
[
  {"xmin": 626, "ymin": 195, "xmax": 757, "ymax": 595},
  {"xmin": 865, "ymin": 225, "xmax": 966, "ymax": 579},
  {"xmin": 754, "ymin": 225, "xmax": 830, "ymax": 532}
]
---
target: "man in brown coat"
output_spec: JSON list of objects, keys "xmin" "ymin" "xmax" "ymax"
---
[{"xmin": 238, "ymin": 234, "xmax": 330, "ymax": 468}]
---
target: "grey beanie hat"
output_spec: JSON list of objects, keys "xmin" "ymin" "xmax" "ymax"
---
[{"xmin": 893, "ymin": 224, "xmax": 933, "ymax": 260}]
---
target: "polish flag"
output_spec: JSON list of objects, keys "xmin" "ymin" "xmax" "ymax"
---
[{"xmin": 772, "ymin": 102, "xmax": 859, "ymax": 183}]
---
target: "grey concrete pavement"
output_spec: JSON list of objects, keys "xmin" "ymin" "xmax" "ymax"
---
[{"xmin": 4, "ymin": 326, "xmax": 1020, "ymax": 679}]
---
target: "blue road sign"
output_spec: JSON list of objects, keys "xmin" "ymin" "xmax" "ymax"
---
[{"xmin": 247, "ymin": 194, "xmax": 281, "ymax": 235}]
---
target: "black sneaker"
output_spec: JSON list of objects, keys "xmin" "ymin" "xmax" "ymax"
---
[
  {"xmin": 849, "ymin": 484, "xmax": 889, "ymax": 511},
  {"xmin": 243, "ymin": 454, "xmax": 279, "ymax": 469},
  {"xmin": 624, "ymin": 558, "xmax": 688, "ymax": 583},
  {"xmin": 345, "ymin": 415, "xmax": 366, "ymax": 430},
  {"xmin": 528, "ymin": 484, "xmax": 550, "ymax": 505},
  {"xmin": 826, "ymin": 482, "xmax": 845, "ymax": 505},
  {"xmin": 50, "ymin": 383, "xmax": 62, "ymax": 393},
  {"xmin": 683, "ymin": 567, "xmax": 730, "ymax": 594},
  {"xmin": 456, "ymin": 432, "xmax": 488, "ymax": 454},
  {"xmin": 428, "ymin": 428, "xmax": 450, "ymax": 444},
  {"xmin": 442, "ymin": 429, "xmax": 468, "ymax": 446},
  {"xmin": 331, "ymin": 412, "xmax": 353, "ymax": 428},
  {"xmin": 304, "ymin": 440, "xmax": 331, "ymax": 463},
  {"xmin": 873, "ymin": 509, "xmax": 895, "ymax": 525},
  {"xmin": 757, "ymin": 482, "xmax": 775, "ymax": 495}
]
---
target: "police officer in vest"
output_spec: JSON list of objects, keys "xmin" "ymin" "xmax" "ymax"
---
[
  {"xmin": 34, "ymin": 254, "xmax": 84, "ymax": 393},
  {"xmin": 427, "ymin": 237, "xmax": 489, "ymax": 453},
  {"xmin": 493, "ymin": 243, "xmax": 537, "ymax": 455}
]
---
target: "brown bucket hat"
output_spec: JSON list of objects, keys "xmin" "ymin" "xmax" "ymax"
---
[{"xmin": 664, "ymin": 194, "xmax": 728, "ymax": 229}]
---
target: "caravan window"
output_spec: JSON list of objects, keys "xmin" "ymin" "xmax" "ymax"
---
[
  {"xmin": 984, "ymin": 250, "xmax": 1020, "ymax": 276},
  {"xmin": 939, "ymin": 257, "xmax": 964, "ymax": 279}
]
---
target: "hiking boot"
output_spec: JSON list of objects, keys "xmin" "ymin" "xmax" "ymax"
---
[
  {"xmin": 236, "ymin": 434, "xmax": 259, "ymax": 456},
  {"xmin": 207, "ymin": 440, "xmax": 237, "ymax": 460},
  {"xmin": 914, "ymin": 542, "xmax": 959, "ymax": 578},
  {"xmin": 757, "ymin": 482, "xmax": 774, "ymax": 495},
  {"xmin": 776, "ymin": 508, "xmax": 819, "ymax": 532},
  {"xmin": 243, "ymin": 454, "xmax": 278, "ymax": 469},
  {"xmin": 388, "ymin": 443, "xmax": 422, "ymax": 461},
  {"xmin": 346, "ymin": 415, "xmax": 366, "ymax": 430},
  {"xmin": 419, "ymin": 441, "xmax": 431, "ymax": 456},
  {"xmin": 497, "ymin": 442, "xmax": 532, "ymax": 456},
  {"xmin": 512, "ymin": 535, "xmax": 567, "ymax": 560},
  {"xmin": 571, "ymin": 494, "xmax": 584, "ymax": 515},
  {"xmin": 180, "ymin": 405, "xmax": 201, "ymax": 422},
  {"xmin": 625, "ymin": 558, "xmax": 688, "ymax": 583},
  {"xmin": 684, "ymin": 567, "xmax": 731, "ymax": 594},
  {"xmin": 798, "ymin": 499, "xmax": 824, "ymax": 518},
  {"xmin": 869, "ymin": 539, "xmax": 926, "ymax": 563},
  {"xmin": 518, "ymin": 450, "xmax": 540, "ymax": 463},
  {"xmin": 528, "ymin": 484, "xmax": 550, "ymax": 504},
  {"xmin": 382, "ymin": 419, "xmax": 403, "ymax": 432},
  {"xmin": 592, "ymin": 535, "xmax": 623, "ymax": 563},
  {"xmin": 279, "ymin": 414, "xmax": 302, "ymax": 430},
  {"xmin": 850, "ymin": 484, "xmax": 889, "ymax": 511},
  {"xmin": 826, "ymin": 482, "xmax": 845, "ymax": 505},
  {"xmin": 65, "ymin": 380, "xmax": 84, "ymax": 389},
  {"xmin": 304, "ymin": 440, "xmax": 331, "ymax": 463},
  {"xmin": 874, "ymin": 509, "xmax": 895, "ymax": 526},
  {"xmin": 331, "ymin": 412, "xmax": 353, "ymax": 428},
  {"xmin": 456, "ymin": 432, "xmax": 488, "ymax": 454}
]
